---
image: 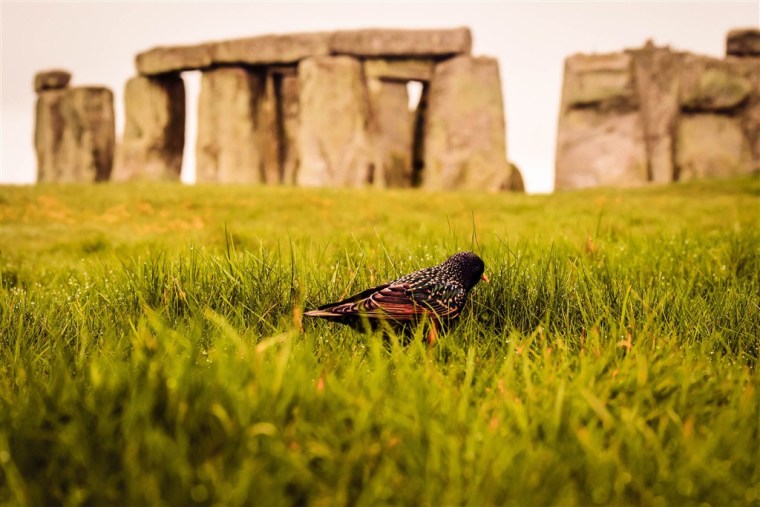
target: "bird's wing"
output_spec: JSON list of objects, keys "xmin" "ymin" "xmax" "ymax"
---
[
  {"xmin": 307, "ymin": 280, "xmax": 465, "ymax": 322},
  {"xmin": 406, "ymin": 280, "xmax": 467, "ymax": 320},
  {"xmin": 308, "ymin": 283, "xmax": 417, "ymax": 321}
]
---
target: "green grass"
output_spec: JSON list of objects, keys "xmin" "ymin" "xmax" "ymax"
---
[{"xmin": 1, "ymin": 176, "xmax": 759, "ymax": 506}]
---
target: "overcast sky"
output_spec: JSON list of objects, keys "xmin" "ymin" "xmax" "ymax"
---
[{"xmin": 1, "ymin": 2, "xmax": 757, "ymax": 192}]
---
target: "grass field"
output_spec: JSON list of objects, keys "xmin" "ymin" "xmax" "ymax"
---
[{"xmin": 1, "ymin": 177, "xmax": 759, "ymax": 506}]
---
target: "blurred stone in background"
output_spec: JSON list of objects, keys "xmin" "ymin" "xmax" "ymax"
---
[
  {"xmin": 35, "ymin": 70, "xmax": 115, "ymax": 183},
  {"xmin": 555, "ymin": 27, "xmax": 760, "ymax": 190}
]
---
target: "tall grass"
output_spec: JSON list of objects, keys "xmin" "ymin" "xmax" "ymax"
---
[{"xmin": 0, "ymin": 177, "xmax": 758, "ymax": 505}]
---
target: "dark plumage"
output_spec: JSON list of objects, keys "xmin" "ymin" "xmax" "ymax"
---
[{"xmin": 304, "ymin": 252, "xmax": 488, "ymax": 343}]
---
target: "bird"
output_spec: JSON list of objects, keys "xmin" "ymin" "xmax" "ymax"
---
[{"xmin": 304, "ymin": 251, "xmax": 488, "ymax": 344}]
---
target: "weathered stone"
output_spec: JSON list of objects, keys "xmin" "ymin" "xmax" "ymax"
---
[
  {"xmin": 331, "ymin": 27, "xmax": 471, "ymax": 58},
  {"xmin": 675, "ymin": 114, "xmax": 752, "ymax": 180},
  {"xmin": 423, "ymin": 56, "xmax": 509, "ymax": 191},
  {"xmin": 256, "ymin": 72, "xmax": 280, "ymax": 184},
  {"xmin": 367, "ymin": 78, "xmax": 414, "ymax": 187},
  {"xmin": 113, "ymin": 75, "xmax": 185, "ymax": 181},
  {"xmin": 555, "ymin": 110, "xmax": 648, "ymax": 190},
  {"xmin": 58, "ymin": 87, "xmax": 116, "ymax": 182},
  {"xmin": 556, "ymin": 35, "xmax": 760, "ymax": 190},
  {"xmin": 214, "ymin": 32, "xmax": 332, "ymax": 66},
  {"xmin": 506, "ymin": 162, "xmax": 525, "ymax": 192},
  {"xmin": 738, "ymin": 59, "xmax": 760, "ymax": 172},
  {"xmin": 136, "ymin": 43, "xmax": 214, "ymax": 76},
  {"xmin": 727, "ymin": 28, "xmax": 760, "ymax": 57},
  {"xmin": 34, "ymin": 90, "xmax": 67, "ymax": 182},
  {"xmin": 411, "ymin": 85, "xmax": 430, "ymax": 187},
  {"xmin": 363, "ymin": 59, "xmax": 435, "ymax": 82},
  {"xmin": 278, "ymin": 73, "xmax": 300, "ymax": 185},
  {"xmin": 136, "ymin": 33, "xmax": 332, "ymax": 75},
  {"xmin": 296, "ymin": 56, "xmax": 372, "ymax": 187},
  {"xmin": 629, "ymin": 43, "xmax": 682, "ymax": 183},
  {"xmin": 196, "ymin": 67, "xmax": 268, "ymax": 183},
  {"xmin": 34, "ymin": 69, "xmax": 71, "ymax": 92},
  {"xmin": 562, "ymin": 52, "xmax": 637, "ymax": 110},
  {"xmin": 136, "ymin": 29, "xmax": 470, "ymax": 76},
  {"xmin": 680, "ymin": 56, "xmax": 753, "ymax": 112}
]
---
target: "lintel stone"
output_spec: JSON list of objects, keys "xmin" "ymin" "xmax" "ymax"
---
[
  {"xmin": 364, "ymin": 59, "xmax": 435, "ymax": 82},
  {"xmin": 34, "ymin": 69, "xmax": 72, "ymax": 93},
  {"xmin": 330, "ymin": 27, "xmax": 471, "ymax": 58},
  {"xmin": 726, "ymin": 28, "xmax": 760, "ymax": 57},
  {"xmin": 136, "ymin": 28, "xmax": 470, "ymax": 76}
]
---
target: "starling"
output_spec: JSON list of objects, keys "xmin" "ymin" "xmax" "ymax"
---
[{"xmin": 304, "ymin": 251, "xmax": 488, "ymax": 343}]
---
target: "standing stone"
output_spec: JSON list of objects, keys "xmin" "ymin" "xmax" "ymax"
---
[
  {"xmin": 367, "ymin": 78, "xmax": 414, "ymax": 187},
  {"xmin": 58, "ymin": 87, "xmax": 115, "ymax": 182},
  {"xmin": 507, "ymin": 162, "xmax": 525, "ymax": 192},
  {"xmin": 34, "ymin": 90, "xmax": 66, "ymax": 183},
  {"xmin": 196, "ymin": 67, "xmax": 267, "ymax": 183},
  {"xmin": 739, "ymin": 61, "xmax": 760, "ymax": 172},
  {"xmin": 675, "ymin": 114, "xmax": 752, "ymax": 180},
  {"xmin": 35, "ymin": 91, "xmax": 68, "ymax": 182},
  {"xmin": 556, "ymin": 110, "xmax": 648, "ymax": 189},
  {"xmin": 260, "ymin": 71, "xmax": 282, "ymax": 184},
  {"xmin": 679, "ymin": 56, "xmax": 753, "ymax": 112},
  {"xmin": 555, "ymin": 52, "xmax": 648, "ymax": 190},
  {"xmin": 630, "ymin": 43, "xmax": 682, "ymax": 183},
  {"xmin": 34, "ymin": 70, "xmax": 71, "ymax": 182},
  {"xmin": 679, "ymin": 54, "xmax": 760, "ymax": 174},
  {"xmin": 423, "ymin": 56, "xmax": 509, "ymax": 191},
  {"xmin": 114, "ymin": 75, "xmax": 185, "ymax": 181},
  {"xmin": 296, "ymin": 56, "xmax": 372, "ymax": 187},
  {"xmin": 278, "ymin": 73, "xmax": 300, "ymax": 185},
  {"xmin": 411, "ymin": 84, "xmax": 430, "ymax": 187}
]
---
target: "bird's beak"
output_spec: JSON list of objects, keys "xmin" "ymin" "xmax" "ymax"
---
[{"xmin": 481, "ymin": 273, "xmax": 490, "ymax": 283}]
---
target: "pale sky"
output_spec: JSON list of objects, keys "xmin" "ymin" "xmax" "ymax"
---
[{"xmin": 1, "ymin": 2, "xmax": 757, "ymax": 192}]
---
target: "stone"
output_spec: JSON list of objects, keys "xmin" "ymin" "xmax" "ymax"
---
[
  {"xmin": 555, "ymin": 110, "xmax": 648, "ymax": 190},
  {"xmin": 34, "ymin": 89, "xmax": 67, "ymax": 182},
  {"xmin": 135, "ymin": 43, "xmax": 214, "ymax": 76},
  {"xmin": 680, "ymin": 56, "xmax": 753, "ymax": 112},
  {"xmin": 113, "ymin": 75, "xmax": 185, "ymax": 181},
  {"xmin": 136, "ymin": 32, "xmax": 332, "ymax": 76},
  {"xmin": 411, "ymin": 85, "xmax": 430, "ymax": 187},
  {"xmin": 58, "ymin": 87, "xmax": 116, "ymax": 182},
  {"xmin": 423, "ymin": 56, "xmax": 509, "ymax": 191},
  {"xmin": 367, "ymin": 78, "xmax": 414, "ymax": 187},
  {"xmin": 738, "ymin": 60, "xmax": 760, "ymax": 172},
  {"xmin": 555, "ymin": 50, "xmax": 650, "ymax": 189},
  {"xmin": 196, "ymin": 67, "xmax": 268, "ymax": 183},
  {"xmin": 257, "ymin": 71, "xmax": 281, "ymax": 184},
  {"xmin": 34, "ymin": 69, "xmax": 71, "ymax": 92},
  {"xmin": 278, "ymin": 73, "xmax": 300, "ymax": 185},
  {"xmin": 331, "ymin": 27, "xmax": 471, "ymax": 58},
  {"xmin": 136, "ymin": 29, "xmax": 470, "ymax": 76},
  {"xmin": 726, "ymin": 28, "xmax": 760, "ymax": 57},
  {"xmin": 296, "ymin": 56, "xmax": 372, "ymax": 187},
  {"xmin": 675, "ymin": 114, "xmax": 752, "ymax": 180},
  {"xmin": 629, "ymin": 44, "xmax": 682, "ymax": 183},
  {"xmin": 506, "ymin": 162, "xmax": 525, "ymax": 192},
  {"xmin": 213, "ymin": 32, "xmax": 332, "ymax": 66},
  {"xmin": 363, "ymin": 59, "xmax": 435, "ymax": 82},
  {"xmin": 556, "ymin": 37, "xmax": 760, "ymax": 190},
  {"xmin": 562, "ymin": 52, "xmax": 637, "ymax": 111}
]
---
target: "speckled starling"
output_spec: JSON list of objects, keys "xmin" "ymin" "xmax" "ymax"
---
[{"xmin": 304, "ymin": 251, "xmax": 488, "ymax": 343}]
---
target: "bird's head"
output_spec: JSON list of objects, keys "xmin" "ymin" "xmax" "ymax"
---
[{"xmin": 445, "ymin": 251, "xmax": 487, "ymax": 291}]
